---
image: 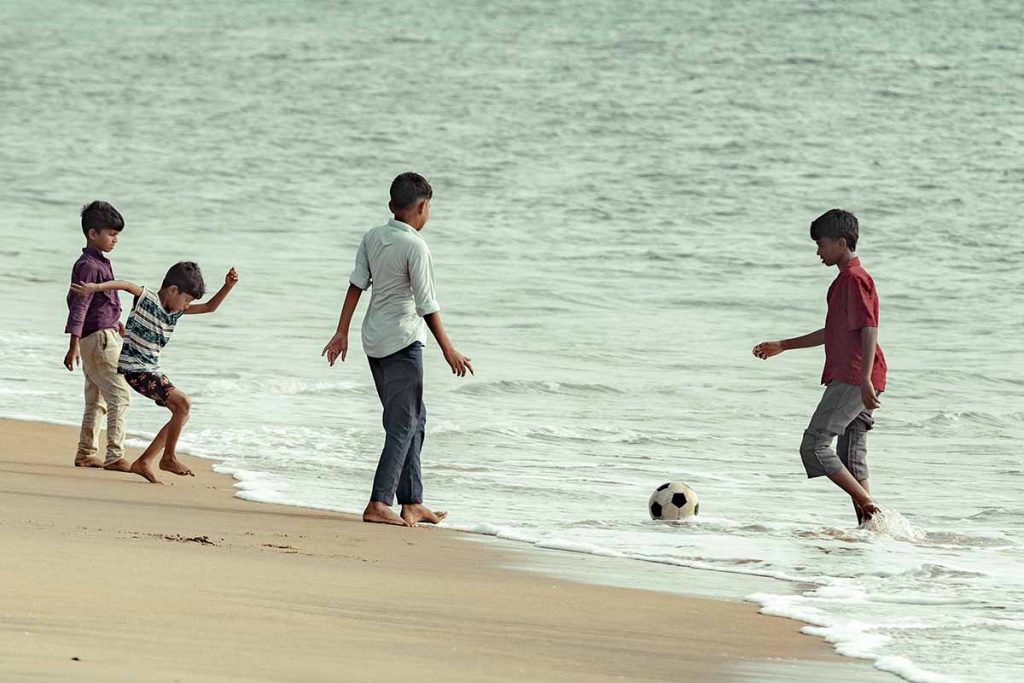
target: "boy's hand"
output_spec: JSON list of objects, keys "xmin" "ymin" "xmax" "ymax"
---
[
  {"xmin": 70, "ymin": 282, "xmax": 98, "ymax": 297},
  {"xmin": 443, "ymin": 347, "xmax": 474, "ymax": 377},
  {"xmin": 118, "ymin": 322, "xmax": 126, "ymax": 338},
  {"xmin": 861, "ymin": 381, "xmax": 881, "ymax": 410},
  {"xmin": 224, "ymin": 267, "xmax": 239, "ymax": 286},
  {"xmin": 63, "ymin": 345, "xmax": 80, "ymax": 371},
  {"xmin": 322, "ymin": 333, "xmax": 348, "ymax": 366},
  {"xmin": 752, "ymin": 340, "xmax": 784, "ymax": 359}
]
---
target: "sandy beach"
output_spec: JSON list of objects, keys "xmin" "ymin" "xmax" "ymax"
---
[{"xmin": 0, "ymin": 418, "xmax": 887, "ymax": 682}]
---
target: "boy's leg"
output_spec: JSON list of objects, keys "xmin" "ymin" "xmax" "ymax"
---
[
  {"xmin": 75, "ymin": 333, "xmax": 105, "ymax": 467},
  {"xmin": 364, "ymin": 344, "xmax": 423, "ymax": 526},
  {"xmin": 800, "ymin": 382, "xmax": 878, "ymax": 520},
  {"xmin": 87, "ymin": 330, "xmax": 131, "ymax": 470},
  {"xmin": 121, "ymin": 372, "xmax": 181, "ymax": 483},
  {"xmin": 159, "ymin": 388, "xmax": 193, "ymax": 476},
  {"xmin": 129, "ymin": 422, "xmax": 170, "ymax": 483},
  {"xmin": 838, "ymin": 409, "xmax": 874, "ymax": 523},
  {"xmin": 75, "ymin": 377, "xmax": 105, "ymax": 467},
  {"xmin": 399, "ymin": 401, "xmax": 446, "ymax": 525},
  {"xmin": 396, "ymin": 411, "xmax": 425, "ymax": 506}
]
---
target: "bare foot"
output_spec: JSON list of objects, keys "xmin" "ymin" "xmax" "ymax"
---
[
  {"xmin": 130, "ymin": 459, "xmax": 164, "ymax": 484},
  {"xmin": 363, "ymin": 502, "xmax": 411, "ymax": 527},
  {"xmin": 103, "ymin": 458, "xmax": 132, "ymax": 472},
  {"xmin": 401, "ymin": 503, "xmax": 448, "ymax": 526},
  {"xmin": 159, "ymin": 457, "xmax": 194, "ymax": 477},
  {"xmin": 75, "ymin": 457, "xmax": 103, "ymax": 468}
]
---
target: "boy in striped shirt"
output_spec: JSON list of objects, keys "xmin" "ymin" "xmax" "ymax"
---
[{"xmin": 71, "ymin": 262, "xmax": 238, "ymax": 483}]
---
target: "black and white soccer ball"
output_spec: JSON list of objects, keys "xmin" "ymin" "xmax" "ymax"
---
[{"xmin": 648, "ymin": 482, "xmax": 699, "ymax": 521}]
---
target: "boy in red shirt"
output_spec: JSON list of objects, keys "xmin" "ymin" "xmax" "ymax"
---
[{"xmin": 753, "ymin": 209, "xmax": 885, "ymax": 524}]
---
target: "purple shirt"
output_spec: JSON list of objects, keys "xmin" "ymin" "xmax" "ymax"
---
[{"xmin": 65, "ymin": 247, "xmax": 122, "ymax": 338}]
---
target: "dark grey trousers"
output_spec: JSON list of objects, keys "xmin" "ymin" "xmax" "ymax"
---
[
  {"xmin": 800, "ymin": 381, "xmax": 876, "ymax": 480},
  {"xmin": 368, "ymin": 342, "xmax": 425, "ymax": 505}
]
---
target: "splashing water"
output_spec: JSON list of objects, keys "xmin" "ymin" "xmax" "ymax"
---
[{"xmin": 862, "ymin": 509, "xmax": 927, "ymax": 543}]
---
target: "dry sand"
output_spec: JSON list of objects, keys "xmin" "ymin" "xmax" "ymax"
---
[{"xmin": 0, "ymin": 418, "xmax": 888, "ymax": 682}]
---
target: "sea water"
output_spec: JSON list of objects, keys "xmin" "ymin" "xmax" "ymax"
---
[{"xmin": 1, "ymin": 1, "xmax": 1022, "ymax": 680}]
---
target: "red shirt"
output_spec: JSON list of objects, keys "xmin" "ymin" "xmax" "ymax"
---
[{"xmin": 822, "ymin": 257, "xmax": 887, "ymax": 392}]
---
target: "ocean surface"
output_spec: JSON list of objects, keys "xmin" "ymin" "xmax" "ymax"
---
[{"xmin": 2, "ymin": 1, "xmax": 1023, "ymax": 680}]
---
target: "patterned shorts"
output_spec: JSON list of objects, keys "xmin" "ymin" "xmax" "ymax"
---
[{"xmin": 122, "ymin": 371, "xmax": 176, "ymax": 407}]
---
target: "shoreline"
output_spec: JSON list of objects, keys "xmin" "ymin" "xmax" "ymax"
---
[{"xmin": 1, "ymin": 417, "xmax": 891, "ymax": 681}]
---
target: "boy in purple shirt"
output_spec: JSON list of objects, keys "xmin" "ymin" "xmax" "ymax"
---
[{"xmin": 64, "ymin": 201, "xmax": 132, "ymax": 471}]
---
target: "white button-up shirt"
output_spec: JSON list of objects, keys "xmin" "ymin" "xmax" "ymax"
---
[{"xmin": 349, "ymin": 218, "xmax": 440, "ymax": 358}]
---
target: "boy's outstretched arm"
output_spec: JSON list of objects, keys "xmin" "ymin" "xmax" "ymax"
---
[
  {"xmin": 752, "ymin": 328, "xmax": 825, "ymax": 359},
  {"xmin": 424, "ymin": 312, "xmax": 473, "ymax": 377},
  {"xmin": 70, "ymin": 279, "xmax": 144, "ymax": 298},
  {"xmin": 186, "ymin": 268, "xmax": 238, "ymax": 315},
  {"xmin": 322, "ymin": 283, "xmax": 363, "ymax": 366},
  {"xmin": 859, "ymin": 326, "xmax": 881, "ymax": 409}
]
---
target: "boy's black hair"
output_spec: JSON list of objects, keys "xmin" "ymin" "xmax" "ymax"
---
[
  {"xmin": 810, "ymin": 209, "xmax": 859, "ymax": 251},
  {"xmin": 162, "ymin": 261, "xmax": 206, "ymax": 299},
  {"xmin": 390, "ymin": 172, "xmax": 433, "ymax": 210},
  {"xmin": 81, "ymin": 201, "xmax": 125, "ymax": 236}
]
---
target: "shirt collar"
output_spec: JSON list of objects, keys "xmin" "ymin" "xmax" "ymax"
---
[
  {"xmin": 840, "ymin": 256, "xmax": 860, "ymax": 271},
  {"xmin": 82, "ymin": 246, "xmax": 110, "ymax": 262},
  {"xmin": 387, "ymin": 218, "xmax": 416, "ymax": 234}
]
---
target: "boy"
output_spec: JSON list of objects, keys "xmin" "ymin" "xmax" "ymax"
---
[
  {"xmin": 322, "ymin": 172, "xmax": 473, "ymax": 527},
  {"xmin": 71, "ymin": 262, "xmax": 238, "ymax": 484},
  {"xmin": 64, "ymin": 201, "xmax": 132, "ymax": 471},
  {"xmin": 752, "ymin": 209, "xmax": 885, "ymax": 524}
]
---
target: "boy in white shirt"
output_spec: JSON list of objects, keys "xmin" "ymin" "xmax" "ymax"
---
[{"xmin": 323, "ymin": 173, "xmax": 473, "ymax": 527}]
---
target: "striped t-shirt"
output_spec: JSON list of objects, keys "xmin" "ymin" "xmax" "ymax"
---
[{"xmin": 118, "ymin": 287, "xmax": 184, "ymax": 374}]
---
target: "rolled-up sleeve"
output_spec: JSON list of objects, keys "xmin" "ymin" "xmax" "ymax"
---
[
  {"xmin": 409, "ymin": 242, "xmax": 440, "ymax": 317},
  {"xmin": 65, "ymin": 261, "xmax": 96, "ymax": 336},
  {"xmin": 349, "ymin": 238, "xmax": 371, "ymax": 290}
]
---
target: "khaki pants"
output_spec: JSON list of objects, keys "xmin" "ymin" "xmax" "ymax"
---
[{"xmin": 76, "ymin": 329, "xmax": 130, "ymax": 465}]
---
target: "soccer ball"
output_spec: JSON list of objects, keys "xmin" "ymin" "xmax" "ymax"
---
[{"xmin": 648, "ymin": 482, "xmax": 699, "ymax": 521}]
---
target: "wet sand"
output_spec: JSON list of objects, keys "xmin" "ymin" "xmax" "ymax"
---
[{"xmin": 0, "ymin": 418, "xmax": 889, "ymax": 681}]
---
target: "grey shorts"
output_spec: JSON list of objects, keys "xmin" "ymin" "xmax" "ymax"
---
[{"xmin": 800, "ymin": 381, "xmax": 875, "ymax": 480}]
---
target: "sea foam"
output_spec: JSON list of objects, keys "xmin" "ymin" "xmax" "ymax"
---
[{"xmin": 748, "ymin": 592, "xmax": 955, "ymax": 683}]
